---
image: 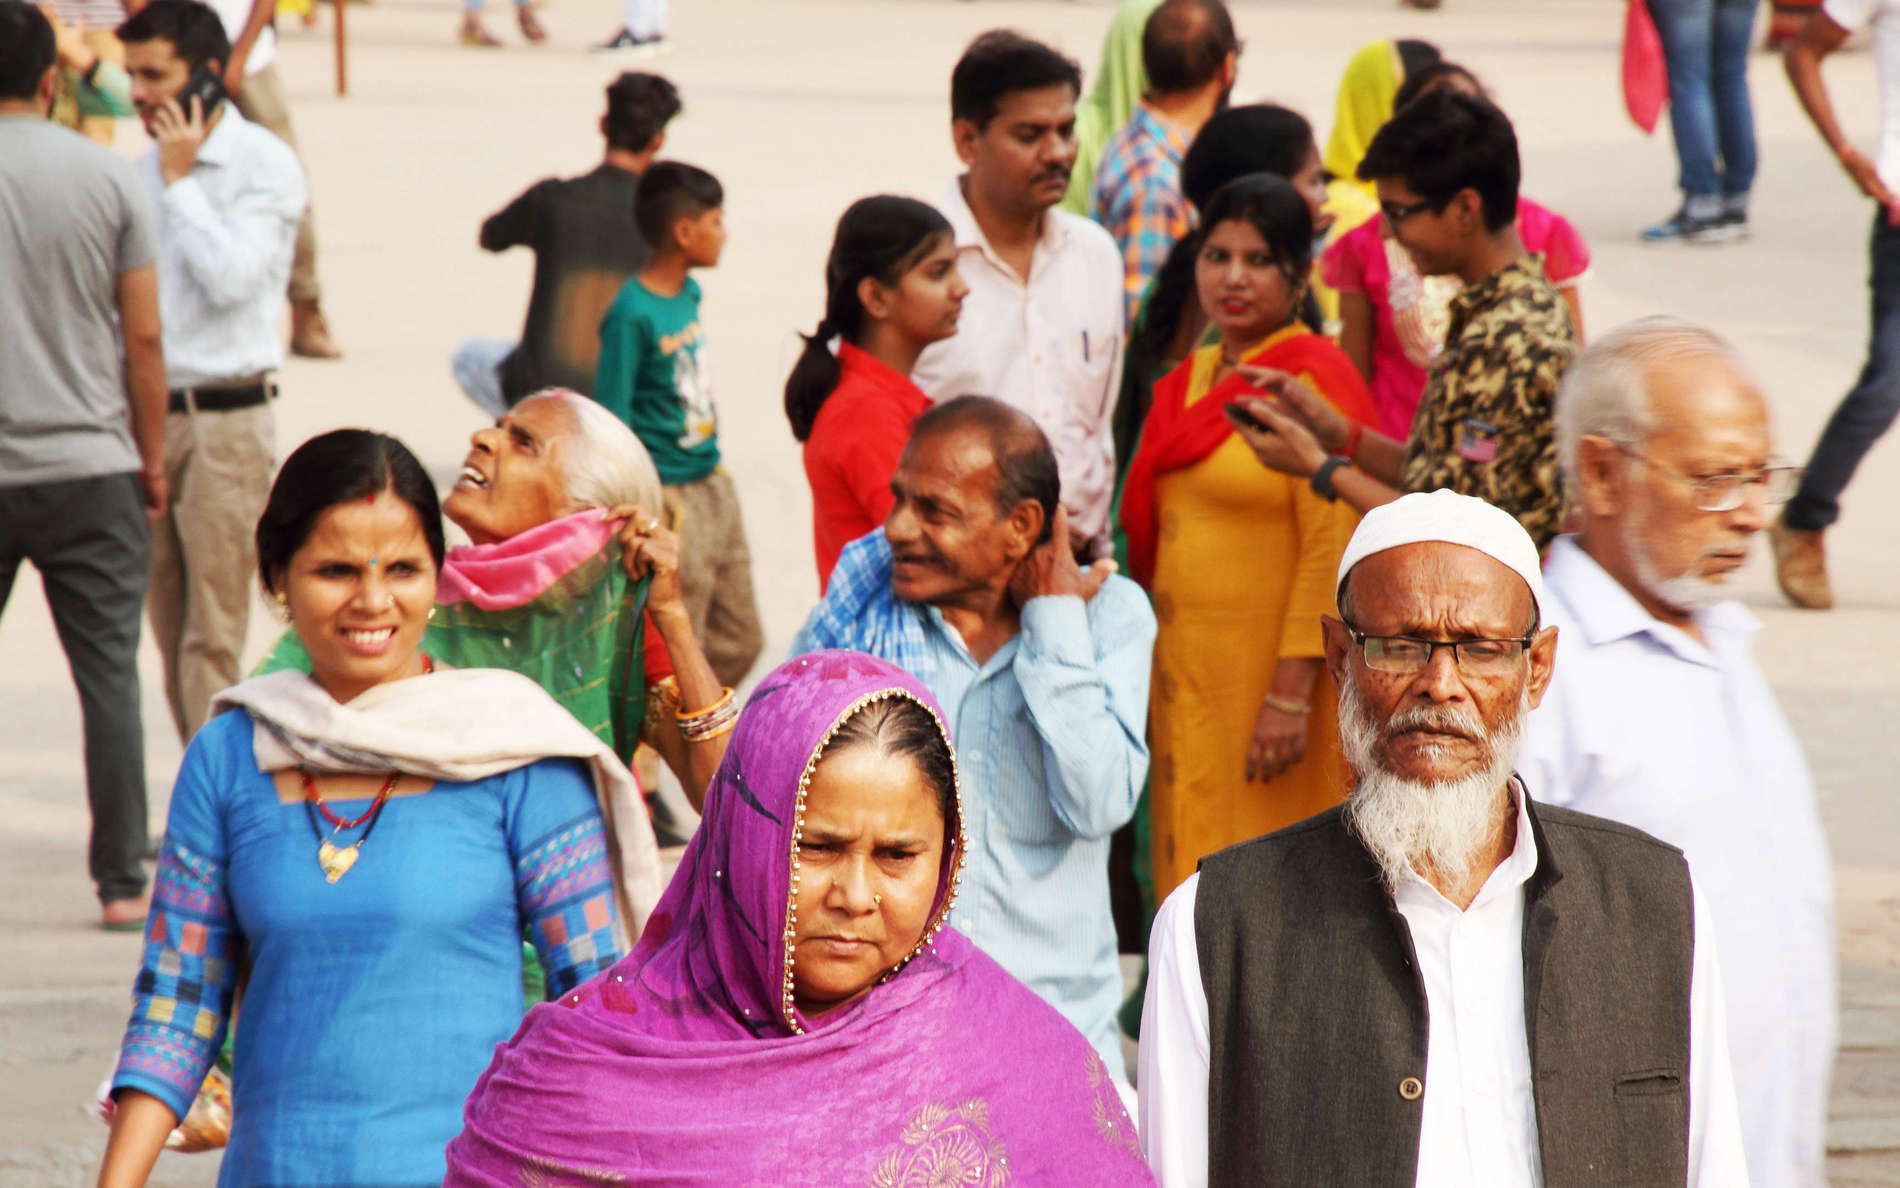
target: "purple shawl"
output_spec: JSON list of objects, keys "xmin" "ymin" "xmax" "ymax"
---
[{"xmin": 446, "ymin": 650, "xmax": 1156, "ymax": 1187}]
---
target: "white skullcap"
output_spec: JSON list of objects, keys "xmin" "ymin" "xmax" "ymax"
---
[{"xmin": 1336, "ymin": 489, "xmax": 1545, "ymax": 620}]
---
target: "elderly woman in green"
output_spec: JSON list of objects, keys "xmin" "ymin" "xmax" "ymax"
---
[{"xmin": 263, "ymin": 389, "xmax": 732, "ymax": 808}]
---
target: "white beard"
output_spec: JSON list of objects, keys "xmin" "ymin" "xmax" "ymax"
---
[
  {"xmin": 1624, "ymin": 493, "xmax": 1742, "ymax": 614},
  {"xmin": 1338, "ymin": 678, "xmax": 1528, "ymax": 894}
]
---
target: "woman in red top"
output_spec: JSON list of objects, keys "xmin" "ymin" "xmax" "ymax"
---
[{"xmin": 785, "ymin": 197, "xmax": 968, "ymax": 589}]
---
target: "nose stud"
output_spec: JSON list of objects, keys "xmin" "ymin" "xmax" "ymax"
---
[{"xmin": 873, "ymin": 893, "xmax": 883, "ymax": 906}]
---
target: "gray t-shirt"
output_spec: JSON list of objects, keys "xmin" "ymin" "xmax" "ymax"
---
[{"xmin": 0, "ymin": 116, "xmax": 157, "ymax": 486}]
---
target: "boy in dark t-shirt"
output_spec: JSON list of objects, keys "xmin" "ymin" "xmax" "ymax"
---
[
  {"xmin": 452, "ymin": 72, "xmax": 680, "ymax": 415},
  {"xmin": 594, "ymin": 161, "xmax": 763, "ymax": 687}
]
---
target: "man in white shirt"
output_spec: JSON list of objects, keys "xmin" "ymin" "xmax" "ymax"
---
[
  {"xmin": 1773, "ymin": 0, "xmax": 1900, "ymax": 607},
  {"xmin": 120, "ymin": 0, "xmax": 306, "ymax": 741},
  {"xmin": 912, "ymin": 31, "xmax": 1125, "ymax": 555},
  {"xmin": 1140, "ymin": 489, "xmax": 1749, "ymax": 1187},
  {"xmin": 1525, "ymin": 317, "xmax": 1834, "ymax": 1186}
]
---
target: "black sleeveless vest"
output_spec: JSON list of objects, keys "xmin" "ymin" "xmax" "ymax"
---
[{"xmin": 1194, "ymin": 799, "xmax": 1694, "ymax": 1187}]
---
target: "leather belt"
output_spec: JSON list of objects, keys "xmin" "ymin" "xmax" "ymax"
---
[{"xmin": 168, "ymin": 378, "xmax": 277, "ymax": 414}]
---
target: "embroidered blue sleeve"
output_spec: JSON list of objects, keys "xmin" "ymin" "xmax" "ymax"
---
[
  {"xmin": 506, "ymin": 759, "xmax": 623, "ymax": 998},
  {"xmin": 111, "ymin": 737, "xmax": 238, "ymax": 1122}
]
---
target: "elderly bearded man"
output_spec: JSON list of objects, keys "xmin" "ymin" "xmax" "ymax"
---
[
  {"xmin": 1138, "ymin": 489, "xmax": 1749, "ymax": 1187},
  {"xmin": 791, "ymin": 395, "xmax": 1155, "ymax": 1095},
  {"xmin": 1524, "ymin": 317, "xmax": 1834, "ymax": 1186}
]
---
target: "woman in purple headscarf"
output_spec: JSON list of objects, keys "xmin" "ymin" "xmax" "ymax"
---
[{"xmin": 445, "ymin": 650, "xmax": 1157, "ymax": 1186}]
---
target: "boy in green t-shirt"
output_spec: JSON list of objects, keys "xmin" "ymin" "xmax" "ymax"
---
[{"xmin": 594, "ymin": 161, "xmax": 762, "ymax": 686}]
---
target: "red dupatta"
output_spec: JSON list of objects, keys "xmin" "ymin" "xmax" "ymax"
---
[{"xmin": 1120, "ymin": 327, "xmax": 1377, "ymax": 588}]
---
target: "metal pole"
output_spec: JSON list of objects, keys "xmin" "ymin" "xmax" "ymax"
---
[{"xmin": 334, "ymin": 0, "xmax": 348, "ymax": 96}]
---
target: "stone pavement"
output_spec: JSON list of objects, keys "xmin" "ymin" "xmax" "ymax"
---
[{"xmin": 2, "ymin": 0, "xmax": 1897, "ymax": 1182}]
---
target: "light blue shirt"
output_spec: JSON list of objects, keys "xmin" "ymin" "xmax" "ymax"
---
[
  {"xmin": 793, "ymin": 577, "xmax": 1154, "ymax": 1079},
  {"xmin": 136, "ymin": 104, "xmax": 306, "ymax": 389},
  {"xmin": 1522, "ymin": 535, "xmax": 1832, "ymax": 1186}
]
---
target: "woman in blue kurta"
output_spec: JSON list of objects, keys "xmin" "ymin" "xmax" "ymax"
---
[{"xmin": 99, "ymin": 430, "xmax": 645, "ymax": 1187}]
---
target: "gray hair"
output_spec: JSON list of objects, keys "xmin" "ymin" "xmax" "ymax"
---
[
  {"xmin": 519, "ymin": 389, "xmax": 664, "ymax": 516},
  {"xmin": 1554, "ymin": 316, "xmax": 1744, "ymax": 494}
]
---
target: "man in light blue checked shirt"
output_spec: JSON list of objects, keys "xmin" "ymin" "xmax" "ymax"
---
[{"xmin": 792, "ymin": 396, "xmax": 1154, "ymax": 1100}]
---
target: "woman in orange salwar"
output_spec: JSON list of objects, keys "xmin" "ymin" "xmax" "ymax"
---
[{"xmin": 1122, "ymin": 174, "xmax": 1377, "ymax": 900}]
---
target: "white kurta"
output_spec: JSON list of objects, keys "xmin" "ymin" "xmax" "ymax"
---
[
  {"xmin": 1522, "ymin": 536, "xmax": 1836, "ymax": 1187},
  {"xmin": 911, "ymin": 177, "xmax": 1125, "ymax": 547},
  {"xmin": 1138, "ymin": 784, "xmax": 1751, "ymax": 1187}
]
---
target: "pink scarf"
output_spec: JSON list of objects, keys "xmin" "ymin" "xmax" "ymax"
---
[{"xmin": 437, "ymin": 509, "xmax": 617, "ymax": 611}]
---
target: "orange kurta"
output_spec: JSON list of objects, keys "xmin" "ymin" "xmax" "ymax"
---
[{"xmin": 1147, "ymin": 340, "xmax": 1362, "ymax": 899}]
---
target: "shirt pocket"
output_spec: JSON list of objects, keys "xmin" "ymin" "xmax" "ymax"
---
[{"xmin": 1060, "ymin": 320, "xmax": 1119, "ymax": 423}]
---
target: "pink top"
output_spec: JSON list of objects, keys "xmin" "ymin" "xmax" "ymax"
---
[{"xmin": 1322, "ymin": 197, "xmax": 1590, "ymax": 439}]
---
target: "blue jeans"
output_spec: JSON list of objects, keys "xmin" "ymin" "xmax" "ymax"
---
[
  {"xmin": 1650, "ymin": 0, "xmax": 1760, "ymax": 199},
  {"xmin": 1786, "ymin": 212, "xmax": 1900, "ymax": 531}
]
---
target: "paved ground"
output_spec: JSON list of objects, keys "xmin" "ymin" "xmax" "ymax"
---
[{"xmin": 4, "ymin": 0, "xmax": 1899, "ymax": 1182}]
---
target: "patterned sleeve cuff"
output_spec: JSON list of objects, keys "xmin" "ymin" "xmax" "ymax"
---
[
  {"xmin": 112, "ymin": 1020, "xmax": 212, "ymax": 1122},
  {"xmin": 517, "ymin": 814, "xmax": 623, "ymax": 997}
]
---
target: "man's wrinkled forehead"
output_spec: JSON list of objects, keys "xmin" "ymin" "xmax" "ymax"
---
[{"xmin": 1342, "ymin": 542, "xmax": 1537, "ymax": 633}]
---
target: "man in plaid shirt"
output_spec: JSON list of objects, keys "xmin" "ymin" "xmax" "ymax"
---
[{"xmin": 1091, "ymin": 0, "xmax": 1238, "ymax": 325}]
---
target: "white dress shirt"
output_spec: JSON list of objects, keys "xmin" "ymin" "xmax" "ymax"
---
[
  {"xmin": 1523, "ymin": 536, "xmax": 1835, "ymax": 1187},
  {"xmin": 1138, "ymin": 784, "xmax": 1751, "ymax": 1187},
  {"xmin": 136, "ymin": 105, "xmax": 306, "ymax": 389},
  {"xmin": 911, "ymin": 177, "xmax": 1125, "ymax": 546}
]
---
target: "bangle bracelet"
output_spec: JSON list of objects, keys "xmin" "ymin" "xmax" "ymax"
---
[
  {"xmin": 1342, "ymin": 422, "xmax": 1364, "ymax": 461},
  {"xmin": 1264, "ymin": 693, "xmax": 1311, "ymax": 716},
  {"xmin": 677, "ymin": 686, "xmax": 738, "ymax": 743}
]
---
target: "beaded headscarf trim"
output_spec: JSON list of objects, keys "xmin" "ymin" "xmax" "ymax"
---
[{"xmin": 778, "ymin": 686, "xmax": 966, "ymax": 1034}]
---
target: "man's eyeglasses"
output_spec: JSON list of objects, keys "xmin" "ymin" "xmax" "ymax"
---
[
  {"xmin": 1342, "ymin": 621, "xmax": 1534, "ymax": 677},
  {"xmin": 1379, "ymin": 197, "xmax": 1439, "ymax": 226},
  {"xmin": 1614, "ymin": 443, "xmax": 1802, "ymax": 512}
]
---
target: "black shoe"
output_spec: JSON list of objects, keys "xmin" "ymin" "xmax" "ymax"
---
[
  {"xmin": 593, "ymin": 28, "xmax": 640, "ymax": 51},
  {"xmin": 1641, "ymin": 206, "xmax": 1740, "ymax": 245}
]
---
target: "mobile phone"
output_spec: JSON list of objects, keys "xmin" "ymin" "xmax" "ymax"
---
[
  {"xmin": 177, "ymin": 63, "xmax": 229, "ymax": 119},
  {"xmin": 1222, "ymin": 401, "xmax": 1271, "ymax": 433}
]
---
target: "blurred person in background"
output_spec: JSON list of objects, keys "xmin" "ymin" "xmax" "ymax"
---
[
  {"xmin": 1526, "ymin": 318, "xmax": 1832, "ymax": 1186},
  {"xmin": 1062, "ymin": 0, "xmax": 1159, "ymax": 218},
  {"xmin": 0, "ymin": 0, "xmax": 167, "ymax": 931},
  {"xmin": 119, "ymin": 0, "xmax": 305, "ymax": 743},
  {"xmin": 1640, "ymin": 0, "xmax": 1761, "ymax": 243},
  {"xmin": 458, "ymin": 0, "xmax": 544, "ymax": 48},
  {"xmin": 1121, "ymin": 174, "xmax": 1376, "ymax": 902},
  {"xmin": 786, "ymin": 195, "xmax": 967, "ymax": 590},
  {"xmin": 1092, "ymin": 0, "xmax": 1238, "ymax": 325},
  {"xmin": 126, "ymin": 0, "xmax": 342, "ymax": 355},
  {"xmin": 915, "ymin": 31, "xmax": 1125, "ymax": 557},
  {"xmin": 454, "ymin": 72, "xmax": 681, "ymax": 417},
  {"xmin": 1324, "ymin": 61, "xmax": 1590, "ymax": 440},
  {"xmin": 1772, "ymin": 0, "xmax": 1900, "ymax": 608}
]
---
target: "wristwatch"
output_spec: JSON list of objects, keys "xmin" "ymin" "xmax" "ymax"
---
[{"xmin": 1310, "ymin": 454, "xmax": 1351, "ymax": 502}]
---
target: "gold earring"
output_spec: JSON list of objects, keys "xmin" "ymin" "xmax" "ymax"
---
[
  {"xmin": 427, "ymin": 606, "xmax": 437, "ymax": 621},
  {"xmin": 274, "ymin": 592, "xmax": 290, "ymax": 623}
]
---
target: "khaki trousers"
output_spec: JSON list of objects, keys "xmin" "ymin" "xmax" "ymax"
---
[
  {"xmin": 234, "ymin": 63, "xmax": 320, "ymax": 302},
  {"xmin": 666, "ymin": 470, "xmax": 763, "ymax": 688},
  {"xmin": 148, "ymin": 401, "xmax": 276, "ymax": 742}
]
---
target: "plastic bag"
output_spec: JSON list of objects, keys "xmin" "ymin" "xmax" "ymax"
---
[{"xmin": 1624, "ymin": 0, "xmax": 1668, "ymax": 134}]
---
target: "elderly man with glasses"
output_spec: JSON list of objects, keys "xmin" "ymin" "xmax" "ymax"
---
[
  {"xmin": 1139, "ymin": 487, "xmax": 1748, "ymax": 1187},
  {"xmin": 1521, "ymin": 316, "xmax": 1835, "ymax": 1187}
]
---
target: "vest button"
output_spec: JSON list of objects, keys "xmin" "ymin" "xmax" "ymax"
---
[{"xmin": 1398, "ymin": 1076, "xmax": 1424, "ymax": 1101}]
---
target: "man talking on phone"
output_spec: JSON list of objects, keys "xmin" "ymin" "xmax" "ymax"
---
[{"xmin": 118, "ymin": 0, "xmax": 306, "ymax": 743}]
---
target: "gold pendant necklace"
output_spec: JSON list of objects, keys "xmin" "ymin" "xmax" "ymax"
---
[
  {"xmin": 302, "ymin": 769, "xmax": 399, "ymax": 884},
  {"xmin": 316, "ymin": 839, "xmax": 361, "ymax": 883}
]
